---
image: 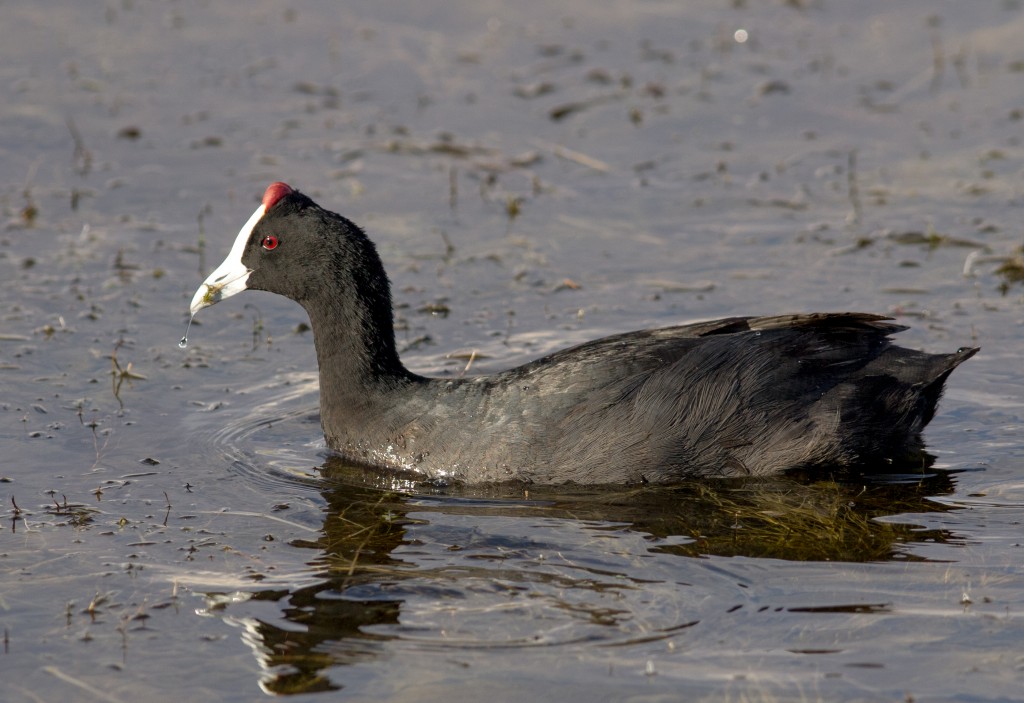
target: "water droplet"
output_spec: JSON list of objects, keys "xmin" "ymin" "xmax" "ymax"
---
[{"xmin": 180, "ymin": 314, "xmax": 195, "ymax": 349}]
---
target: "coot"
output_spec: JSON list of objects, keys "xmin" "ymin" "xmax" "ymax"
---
[{"xmin": 188, "ymin": 182, "xmax": 976, "ymax": 484}]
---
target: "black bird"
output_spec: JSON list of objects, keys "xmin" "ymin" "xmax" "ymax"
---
[{"xmin": 189, "ymin": 182, "xmax": 976, "ymax": 484}]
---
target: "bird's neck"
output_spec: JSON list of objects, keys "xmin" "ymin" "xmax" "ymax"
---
[
  {"xmin": 302, "ymin": 286, "xmax": 413, "ymax": 397},
  {"xmin": 301, "ymin": 285, "xmax": 427, "ymax": 461}
]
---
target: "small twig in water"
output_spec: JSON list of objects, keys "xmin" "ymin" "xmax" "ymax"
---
[
  {"xmin": 244, "ymin": 303, "xmax": 265, "ymax": 350},
  {"xmin": 846, "ymin": 149, "xmax": 862, "ymax": 226},
  {"xmin": 929, "ymin": 23, "xmax": 945, "ymax": 94},
  {"xmin": 197, "ymin": 204, "xmax": 211, "ymax": 277},
  {"xmin": 449, "ymin": 165, "xmax": 458, "ymax": 210},
  {"xmin": 533, "ymin": 139, "xmax": 610, "ymax": 173},
  {"xmin": 66, "ymin": 117, "xmax": 93, "ymax": 177},
  {"xmin": 110, "ymin": 338, "xmax": 146, "ymax": 408},
  {"xmin": 461, "ymin": 349, "xmax": 478, "ymax": 376},
  {"xmin": 44, "ymin": 665, "xmax": 128, "ymax": 703}
]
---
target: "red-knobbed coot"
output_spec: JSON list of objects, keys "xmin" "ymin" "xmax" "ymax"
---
[{"xmin": 188, "ymin": 182, "xmax": 977, "ymax": 484}]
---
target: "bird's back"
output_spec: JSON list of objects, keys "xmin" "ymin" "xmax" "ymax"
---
[{"xmin": 330, "ymin": 313, "xmax": 976, "ymax": 484}]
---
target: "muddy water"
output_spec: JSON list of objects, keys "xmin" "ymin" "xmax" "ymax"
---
[{"xmin": 2, "ymin": 1, "xmax": 1023, "ymax": 701}]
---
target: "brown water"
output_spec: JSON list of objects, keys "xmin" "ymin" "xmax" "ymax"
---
[{"xmin": 2, "ymin": 1, "xmax": 1023, "ymax": 701}]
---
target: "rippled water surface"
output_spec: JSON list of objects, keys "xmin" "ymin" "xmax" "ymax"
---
[{"xmin": 3, "ymin": 1, "xmax": 1023, "ymax": 701}]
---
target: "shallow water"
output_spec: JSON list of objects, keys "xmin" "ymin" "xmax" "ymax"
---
[{"xmin": 2, "ymin": 1, "xmax": 1023, "ymax": 700}]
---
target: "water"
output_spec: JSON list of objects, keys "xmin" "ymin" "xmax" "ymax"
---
[
  {"xmin": 180, "ymin": 314, "xmax": 194, "ymax": 348},
  {"xmin": 2, "ymin": 1, "xmax": 1023, "ymax": 701}
]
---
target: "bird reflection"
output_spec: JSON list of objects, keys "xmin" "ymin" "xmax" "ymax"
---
[{"xmin": 220, "ymin": 458, "xmax": 962, "ymax": 695}]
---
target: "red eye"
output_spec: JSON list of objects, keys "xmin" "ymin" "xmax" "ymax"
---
[{"xmin": 261, "ymin": 235, "xmax": 279, "ymax": 250}]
